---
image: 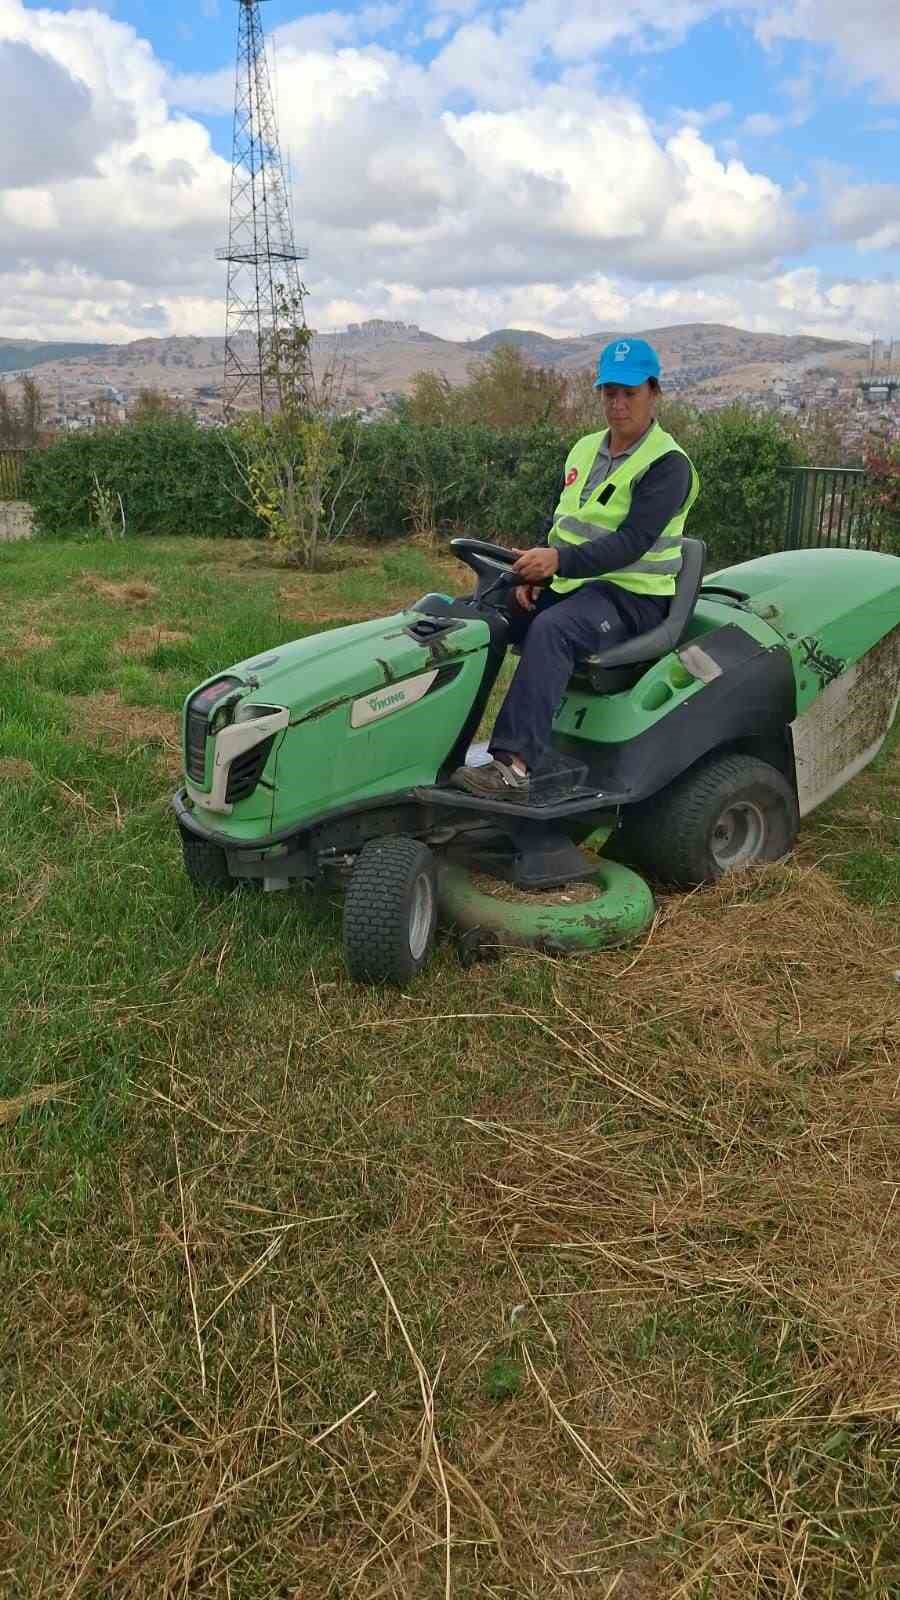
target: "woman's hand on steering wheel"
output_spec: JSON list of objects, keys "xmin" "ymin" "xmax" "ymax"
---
[{"xmin": 511, "ymin": 546, "xmax": 560, "ymax": 584}]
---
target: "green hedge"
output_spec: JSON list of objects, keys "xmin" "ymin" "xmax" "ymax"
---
[
  {"xmin": 683, "ymin": 408, "xmax": 802, "ymax": 566},
  {"xmin": 21, "ymin": 418, "xmax": 260, "ymax": 539},
  {"xmin": 22, "ymin": 408, "xmax": 803, "ymax": 566},
  {"xmin": 336, "ymin": 421, "xmax": 566, "ymax": 545}
]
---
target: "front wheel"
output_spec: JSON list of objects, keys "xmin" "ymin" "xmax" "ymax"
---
[
  {"xmin": 617, "ymin": 753, "xmax": 799, "ymax": 886},
  {"xmin": 180, "ymin": 829, "xmax": 235, "ymax": 894},
  {"xmin": 343, "ymin": 837, "xmax": 438, "ymax": 985}
]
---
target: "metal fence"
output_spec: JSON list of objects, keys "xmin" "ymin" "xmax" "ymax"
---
[
  {"xmin": 781, "ymin": 466, "xmax": 878, "ymax": 551},
  {"xmin": 0, "ymin": 448, "xmax": 26, "ymax": 501}
]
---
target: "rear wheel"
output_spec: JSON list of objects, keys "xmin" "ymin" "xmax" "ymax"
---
[
  {"xmin": 180, "ymin": 830, "xmax": 235, "ymax": 894},
  {"xmin": 617, "ymin": 753, "xmax": 799, "ymax": 886},
  {"xmin": 343, "ymin": 837, "xmax": 438, "ymax": 985}
]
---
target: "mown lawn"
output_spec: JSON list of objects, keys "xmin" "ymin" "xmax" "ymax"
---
[{"xmin": 1, "ymin": 534, "xmax": 899, "ymax": 1599}]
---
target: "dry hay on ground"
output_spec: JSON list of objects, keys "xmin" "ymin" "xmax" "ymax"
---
[
  {"xmin": 441, "ymin": 861, "xmax": 900, "ymax": 1591},
  {"xmin": 276, "ymin": 541, "xmax": 464, "ymax": 624},
  {"xmin": 4, "ymin": 861, "xmax": 56, "ymax": 925},
  {"xmin": 275, "ymin": 588, "xmax": 377, "ymax": 624},
  {"xmin": 114, "ymin": 625, "xmax": 191, "ymax": 657},
  {"xmin": 2, "ymin": 627, "xmax": 53, "ymax": 656},
  {"xmin": 6, "ymin": 851, "xmax": 899, "ymax": 1598},
  {"xmin": 470, "ymin": 869, "xmax": 601, "ymax": 905},
  {"xmin": 102, "ymin": 857, "xmax": 896, "ymax": 1598},
  {"xmin": 0, "ymin": 1081, "xmax": 74, "ymax": 1126},
  {"xmin": 80, "ymin": 574, "xmax": 159, "ymax": 605},
  {"xmin": 66, "ymin": 692, "xmax": 180, "ymax": 773},
  {"xmin": 0, "ymin": 758, "xmax": 35, "ymax": 783}
]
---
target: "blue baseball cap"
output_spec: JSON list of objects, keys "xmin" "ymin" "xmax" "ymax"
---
[{"xmin": 594, "ymin": 337, "xmax": 661, "ymax": 388}]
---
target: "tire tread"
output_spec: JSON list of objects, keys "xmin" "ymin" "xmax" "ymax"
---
[
  {"xmin": 343, "ymin": 836, "xmax": 437, "ymax": 985},
  {"xmin": 181, "ymin": 832, "xmax": 233, "ymax": 893},
  {"xmin": 618, "ymin": 752, "xmax": 798, "ymax": 886}
]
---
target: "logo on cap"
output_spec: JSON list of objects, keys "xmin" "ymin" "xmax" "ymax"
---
[
  {"xmin": 565, "ymin": 467, "xmax": 579, "ymax": 486},
  {"xmin": 614, "ymin": 342, "xmax": 631, "ymax": 361}
]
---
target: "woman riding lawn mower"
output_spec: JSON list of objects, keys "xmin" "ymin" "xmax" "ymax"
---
[{"xmin": 173, "ymin": 536, "xmax": 900, "ymax": 985}]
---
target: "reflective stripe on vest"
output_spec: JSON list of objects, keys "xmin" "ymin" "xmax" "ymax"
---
[{"xmin": 549, "ymin": 423, "xmax": 699, "ymax": 598}]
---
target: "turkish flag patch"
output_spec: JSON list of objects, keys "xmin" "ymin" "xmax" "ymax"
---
[{"xmin": 565, "ymin": 468, "xmax": 579, "ymax": 486}]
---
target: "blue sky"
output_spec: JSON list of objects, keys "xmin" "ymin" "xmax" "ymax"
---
[{"xmin": 3, "ymin": 0, "xmax": 900, "ymax": 342}]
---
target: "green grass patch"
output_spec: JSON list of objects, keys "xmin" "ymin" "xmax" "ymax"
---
[{"xmin": 0, "ymin": 535, "xmax": 898, "ymax": 1598}]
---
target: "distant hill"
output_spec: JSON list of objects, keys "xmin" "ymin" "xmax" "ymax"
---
[
  {"xmin": 1, "ymin": 321, "xmax": 869, "ymax": 411},
  {"xmin": 461, "ymin": 322, "xmax": 859, "ymax": 375},
  {"xmin": 0, "ymin": 338, "xmax": 109, "ymax": 375},
  {"xmin": 465, "ymin": 328, "xmax": 594, "ymax": 364}
]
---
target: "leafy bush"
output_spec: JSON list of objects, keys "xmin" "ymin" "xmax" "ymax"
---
[
  {"xmin": 22, "ymin": 417, "xmax": 261, "ymax": 538},
  {"xmin": 21, "ymin": 405, "xmax": 807, "ymax": 565},
  {"xmin": 863, "ymin": 443, "xmax": 900, "ymax": 554},
  {"xmin": 686, "ymin": 407, "xmax": 803, "ymax": 566},
  {"xmin": 406, "ymin": 343, "xmax": 593, "ymax": 433},
  {"xmin": 331, "ymin": 420, "xmax": 569, "ymax": 544}
]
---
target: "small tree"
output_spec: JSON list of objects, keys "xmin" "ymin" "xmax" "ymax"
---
[
  {"xmin": 232, "ymin": 288, "xmax": 363, "ymax": 569},
  {"xmin": 131, "ymin": 387, "xmax": 173, "ymax": 422},
  {"xmin": 784, "ymin": 406, "xmax": 848, "ymax": 467},
  {"xmin": 407, "ymin": 369, "xmax": 460, "ymax": 426},
  {"xmin": 92, "ymin": 393, "xmax": 120, "ymax": 428},
  {"xmin": 89, "ymin": 472, "xmax": 126, "ymax": 539},
  {"xmin": 408, "ymin": 344, "xmax": 571, "ymax": 431},
  {"xmin": 863, "ymin": 442, "xmax": 900, "ymax": 553},
  {"xmin": 0, "ymin": 375, "xmax": 44, "ymax": 448}
]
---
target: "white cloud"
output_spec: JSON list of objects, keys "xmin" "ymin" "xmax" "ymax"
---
[
  {"xmin": 668, "ymin": 100, "xmax": 732, "ymax": 130},
  {"xmin": 267, "ymin": 10, "xmax": 357, "ymax": 53},
  {"xmin": 825, "ymin": 181, "xmax": 900, "ymax": 252},
  {"xmin": 250, "ymin": 41, "xmax": 802, "ymax": 296},
  {"xmin": 358, "ymin": 4, "xmax": 406, "ymax": 32},
  {"xmin": 302, "ymin": 264, "xmax": 900, "ymax": 348},
  {"xmin": 739, "ymin": 68, "xmax": 813, "ymax": 137},
  {"xmin": 427, "ymin": 0, "xmax": 721, "ymax": 107},
  {"xmin": 756, "ymin": 0, "xmax": 900, "ymax": 102},
  {"xmin": 742, "ymin": 111, "xmax": 782, "ymax": 136},
  {"xmin": 0, "ymin": 0, "xmax": 894, "ymax": 354},
  {"xmin": 0, "ymin": 37, "xmax": 134, "ymax": 186},
  {"xmin": 0, "ymin": 0, "xmax": 230, "ymax": 336}
]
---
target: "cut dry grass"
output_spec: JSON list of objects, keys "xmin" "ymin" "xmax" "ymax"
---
[
  {"xmin": 66, "ymin": 692, "xmax": 181, "ymax": 773},
  {"xmin": 80, "ymin": 574, "xmax": 159, "ymax": 605},
  {"xmin": 0, "ymin": 534, "xmax": 898, "ymax": 1598},
  {"xmin": 0, "ymin": 1081, "xmax": 76, "ymax": 1126},
  {"xmin": 471, "ymin": 870, "xmax": 602, "ymax": 904},
  {"xmin": 0, "ymin": 758, "xmax": 36, "ymax": 783},
  {"xmin": 115, "ymin": 626, "xmax": 191, "ymax": 658},
  {"xmin": 276, "ymin": 541, "xmax": 464, "ymax": 624},
  {"xmin": 4, "ymin": 628, "xmax": 54, "ymax": 655}
]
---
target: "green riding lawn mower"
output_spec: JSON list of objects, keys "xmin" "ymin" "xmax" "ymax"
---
[{"xmin": 173, "ymin": 537, "xmax": 900, "ymax": 984}]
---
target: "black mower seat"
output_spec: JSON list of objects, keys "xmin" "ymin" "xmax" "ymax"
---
[{"xmin": 573, "ymin": 536, "xmax": 707, "ymax": 694}]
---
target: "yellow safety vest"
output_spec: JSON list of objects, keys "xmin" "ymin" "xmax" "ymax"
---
[{"xmin": 549, "ymin": 422, "xmax": 699, "ymax": 596}]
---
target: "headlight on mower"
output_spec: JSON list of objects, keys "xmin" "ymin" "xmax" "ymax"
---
[
  {"xmin": 234, "ymin": 702, "xmax": 282, "ymax": 724},
  {"xmin": 184, "ymin": 700, "xmax": 291, "ymax": 815}
]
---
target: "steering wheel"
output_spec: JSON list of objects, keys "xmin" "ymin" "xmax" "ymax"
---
[{"xmin": 449, "ymin": 537, "xmax": 519, "ymax": 584}]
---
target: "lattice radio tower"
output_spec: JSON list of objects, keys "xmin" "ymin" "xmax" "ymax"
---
[{"xmin": 217, "ymin": 0, "xmax": 308, "ymax": 417}]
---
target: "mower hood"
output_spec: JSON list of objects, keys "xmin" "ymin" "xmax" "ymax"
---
[
  {"xmin": 708, "ymin": 548, "xmax": 900, "ymax": 669},
  {"xmin": 181, "ymin": 603, "xmax": 496, "ymax": 825}
]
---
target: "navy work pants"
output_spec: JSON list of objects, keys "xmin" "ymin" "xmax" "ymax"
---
[{"xmin": 489, "ymin": 582, "xmax": 665, "ymax": 773}]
